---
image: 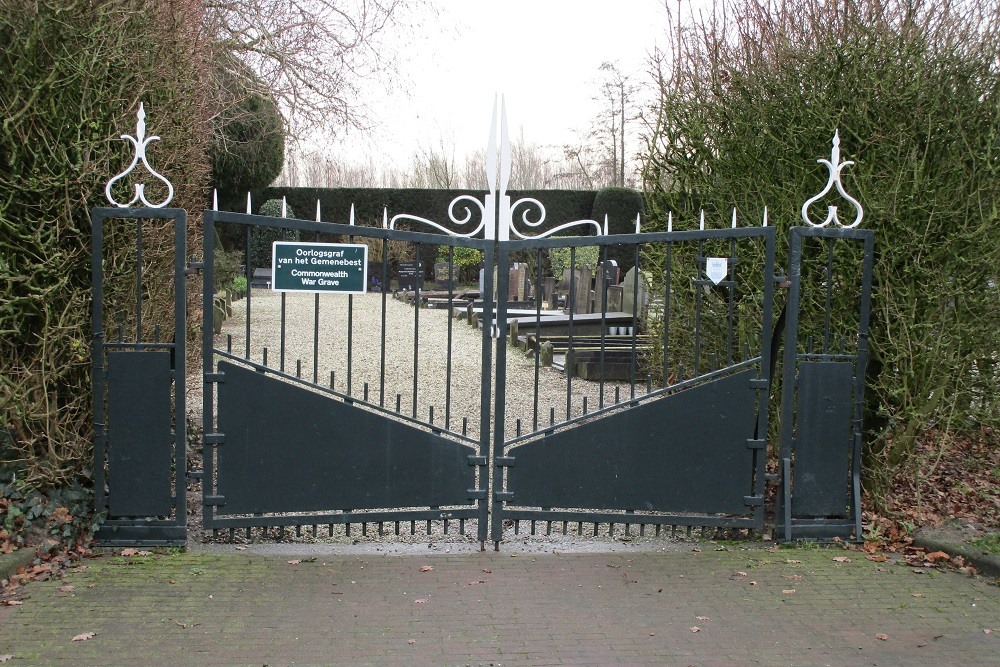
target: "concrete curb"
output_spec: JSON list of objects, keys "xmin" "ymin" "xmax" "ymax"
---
[
  {"xmin": 0, "ymin": 548, "xmax": 36, "ymax": 581},
  {"xmin": 913, "ymin": 530, "xmax": 1000, "ymax": 581}
]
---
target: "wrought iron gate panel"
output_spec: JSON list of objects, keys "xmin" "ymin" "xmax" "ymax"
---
[
  {"xmin": 777, "ymin": 225, "xmax": 875, "ymax": 541},
  {"xmin": 202, "ymin": 209, "xmax": 493, "ymax": 541},
  {"xmin": 91, "ymin": 207, "xmax": 187, "ymax": 546},
  {"xmin": 491, "ymin": 225, "xmax": 777, "ymax": 543}
]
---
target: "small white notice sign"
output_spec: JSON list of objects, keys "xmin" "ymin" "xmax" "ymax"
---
[{"xmin": 706, "ymin": 257, "xmax": 728, "ymax": 285}]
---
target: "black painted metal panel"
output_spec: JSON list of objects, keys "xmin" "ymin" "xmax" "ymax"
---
[
  {"xmin": 217, "ymin": 361, "xmax": 474, "ymax": 514},
  {"xmin": 793, "ymin": 361, "xmax": 853, "ymax": 517},
  {"xmin": 507, "ymin": 370, "xmax": 757, "ymax": 515},
  {"xmin": 107, "ymin": 351, "xmax": 173, "ymax": 518}
]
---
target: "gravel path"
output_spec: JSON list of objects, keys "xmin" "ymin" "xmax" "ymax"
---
[{"xmin": 208, "ymin": 288, "xmax": 646, "ymax": 442}]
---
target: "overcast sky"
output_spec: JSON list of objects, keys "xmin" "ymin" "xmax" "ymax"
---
[{"xmin": 322, "ymin": 0, "xmax": 680, "ymax": 167}]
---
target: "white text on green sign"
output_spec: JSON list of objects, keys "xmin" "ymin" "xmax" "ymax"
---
[{"xmin": 271, "ymin": 242, "xmax": 368, "ymax": 294}]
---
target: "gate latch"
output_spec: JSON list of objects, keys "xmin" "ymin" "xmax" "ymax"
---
[{"xmin": 184, "ymin": 256, "xmax": 204, "ymax": 275}]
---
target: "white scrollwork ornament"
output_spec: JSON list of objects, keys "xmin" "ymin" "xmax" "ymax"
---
[
  {"xmin": 801, "ymin": 130, "xmax": 863, "ymax": 228},
  {"xmin": 105, "ymin": 103, "xmax": 174, "ymax": 208}
]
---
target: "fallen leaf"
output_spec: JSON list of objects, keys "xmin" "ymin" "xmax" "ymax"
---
[
  {"xmin": 785, "ymin": 559, "xmax": 802, "ymax": 564},
  {"xmin": 911, "ymin": 593, "xmax": 925, "ymax": 598},
  {"xmin": 925, "ymin": 551, "xmax": 951, "ymax": 563},
  {"xmin": 59, "ymin": 585, "xmax": 74, "ymax": 593},
  {"xmin": 696, "ymin": 616, "xmax": 710, "ymax": 621},
  {"xmin": 120, "ymin": 549, "xmax": 138, "ymax": 556},
  {"xmin": 0, "ymin": 655, "xmax": 12, "ymax": 662},
  {"xmin": 415, "ymin": 598, "xmax": 428, "ymax": 604},
  {"xmin": 734, "ymin": 571, "xmax": 748, "ymax": 577},
  {"xmin": 876, "ymin": 633, "xmax": 889, "ymax": 641},
  {"xmin": 692, "ymin": 548, "xmax": 701, "ymax": 553},
  {"xmin": 286, "ymin": 560, "xmax": 301, "ymax": 565},
  {"xmin": 984, "ymin": 629, "xmax": 993, "ymax": 635},
  {"xmin": 833, "ymin": 556, "xmax": 852, "ymax": 563},
  {"xmin": 168, "ymin": 580, "xmax": 176, "ymax": 585},
  {"xmin": 72, "ymin": 632, "xmax": 96, "ymax": 642},
  {"xmin": 407, "ymin": 639, "xmax": 415, "ymax": 645},
  {"xmin": 866, "ymin": 553, "xmax": 888, "ymax": 563},
  {"xmin": 419, "ymin": 565, "xmax": 433, "ymax": 572},
  {"xmin": 4, "ymin": 601, "xmax": 23, "ymax": 606},
  {"xmin": 482, "ymin": 568, "xmax": 492, "ymax": 573},
  {"xmin": 749, "ymin": 581, "xmax": 757, "ymax": 586},
  {"xmin": 782, "ymin": 589, "xmax": 796, "ymax": 594},
  {"xmin": 649, "ymin": 632, "xmax": 655, "ymax": 636},
  {"xmin": 689, "ymin": 626, "xmax": 701, "ymax": 633},
  {"xmin": 786, "ymin": 574, "xmax": 803, "ymax": 581},
  {"xmin": 234, "ymin": 546, "xmax": 247, "ymax": 551}
]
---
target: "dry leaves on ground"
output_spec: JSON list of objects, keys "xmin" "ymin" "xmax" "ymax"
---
[
  {"xmin": 419, "ymin": 565, "xmax": 433, "ymax": 572},
  {"xmin": 71, "ymin": 632, "xmax": 95, "ymax": 642}
]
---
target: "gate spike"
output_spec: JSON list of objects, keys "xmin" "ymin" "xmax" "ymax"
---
[
  {"xmin": 350, "ymin": 203, "xmax": 356, "ymax": 226},
  {"xmin": 699, "ymin": 210, "xmax": 705, "ymax": 230},
  {"xmin": 603, "ymin": 214, "xmax": 609, "ymax": 236},
  {"xmin": 762, "ymin": 206, "xmax": 769, "ymax": 227},
  {"xmin": 246, "ymin": 191, "xmax": 252, "ymax": 214},
  {"xmin": 731, "ymin": 208, "xmax": 738, "ymax": 228},
  {"xmin": 634, "ymin": 213, "xmax": 641, "ymax": 234},
  {"xmin": 315, "ymin": 199, "xmax": 321, "ymax": 222},
  {"xmin": 667, "ymin": 211, "xmax": 673, "ymax": 233},
  {"xmin": 281, "ymin": 196, "xmax": 287, "ymax": 218},
  {"xmin": 212, "ymin": 189, "xmax": 218, "ymax": 211},
  {"xmin": 382, "ymin": 207, "xmax": 388, "ymax": 229}
]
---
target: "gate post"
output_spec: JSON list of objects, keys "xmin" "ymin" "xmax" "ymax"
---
[
  {"xmin": 91, "ymin": 105, "xmax": 187, "ymax": 546},
  {"xmin": 777, "ymin": 132, "xmax": 874, "ymax": 541}
]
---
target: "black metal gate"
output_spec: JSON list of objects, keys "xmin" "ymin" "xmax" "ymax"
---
[
  {"xmin": 200, "ymin": 209, "xmax": 494, "ymax": 543},
  {"xmin": 91, "ymin": 105, "xmax": 872, "ymax": 547}
]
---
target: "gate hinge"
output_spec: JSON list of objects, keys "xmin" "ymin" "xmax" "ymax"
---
[
  {"xmin": 203, "ymin": 495, "xmax": 226, "ymax": 506},
  {"xmin": 495, "ymin": 456, "xmax": 516, "ymax": 467},
  {"xmin": 745, "ymin": 438, "xmax": 766, "ymax": 450},
  {"xmin": 467, "ymin": 455, "xmax": 487, "ymax": 466},
  {"xmin": 743, "ymin": 495, "xmax": 764, "ymax": 507},
  {"xmin": 184, "ymin": 259, "xmax": 204, "ymax": 275},
  {"xmin": 203, "ymin": 433, "xmax": 225, "ymax": 446},
  {"xmin": 494, "ymin": 491, "xmax": 514, "ymax": 501},
  {"xmin": 467, "ymin": 489, "xmax": 487, "ymax": 500},
  {"xmin": 749, "ymin": 378, "xmax": 768, "ymax": 389},
  {"xmin": 205, "ymin": 372, "xmax": 225, "ymax": 383}
]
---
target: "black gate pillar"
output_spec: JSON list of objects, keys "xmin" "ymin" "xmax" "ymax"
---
[
  {"xmin": 91, "ymin": 104, "xmax": 187, "ymax": 546},
  {"xmin": 777, "ymin": 131, "xmax": 874, "ymax": 541}
]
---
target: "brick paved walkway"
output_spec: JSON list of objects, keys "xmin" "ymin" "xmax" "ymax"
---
[{"xmin": 1, "ymin": 546, "xmax": 997, "ymax": 665}]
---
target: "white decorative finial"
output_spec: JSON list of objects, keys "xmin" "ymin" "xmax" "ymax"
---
[
  {"xmin": 349, "ymin": 203, "xmax": 356, "ymax": 226},
  {"xmin": 667, "ymin": 211, "xmax": 673, "ymax": 232},
  {"xmin": 499, "ymin": 96, "xmax": 511, "ymax": 196},
  {"xmin": 699, "ymin": 210, "xmax": 705, "ymax": 230},
  {"xmin": 762, "ymin": 206, "xmax": 768, "ymax": 227},
  {"xmin": 801, "ymin": 130, "xmax": 864, "ymax": 228},
  {"xmin": 105, "ymin": 103, "xmax": 174, "ymax": 208},
  {"xmin": 486, "ymin": 95, "xmax": 498, "ymax": 193},
  {"xmin": 603, "ymin": 214, "xmax": 609, "ymax": 236},
  {"xmin": 212, "ymin": 189, "xmax": 218, "ymax": 211},
  {"xmin": 315, "ymin": 200, "xmax": 321, "ymax": 222},
  {"xmin": 731, "ymin": 208, "xmax": 737, "ymax": 228},
  {"xmin": 634, "ymin": 213, "xmax": 641, "ymax": 234},
  {"xmin": 246, "ymin": 192, "xmax": 252, "ymax": 214},
  {"xmin": 382, "ymin": 207, "xmax": 388, "ymax": 229},
  {"xmin": 281, "ymin": 196, "xmax": 287, "ymax": 218}
]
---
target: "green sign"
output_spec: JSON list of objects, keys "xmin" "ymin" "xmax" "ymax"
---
[{"xmin": 271, "ymin": 242, "xmax": 368, "ymax": 294}]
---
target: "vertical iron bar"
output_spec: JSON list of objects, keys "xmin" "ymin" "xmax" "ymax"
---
[
  {"xmin": 630, "ymin": 243, "xmax": 640, "ymax": 399},
  {"xmin": 280, "ymin": 292, "xmax": 286, "ymax": 372},
  {"xmin": 726, "ymin": 236, "xmax": 737, "ymax": 366},
  {"xmin": 598, "ymin": 243, "xmax": 609, "ymax": 408},
  {"xmin": 135, "ymin": 217, "xmax": 142, "ymax": 347},
  {"xmin": 313, "ymin": 293, "xmax": 319, "ymax": 383},
  {"xmin": 662, "ymin": 240, "xmax": 672, "ymax": 386},
  {"xmin": 412, "ymin": 244, "xmax": 421, "ymax": 418},
  {"xmin": 533, "ymin": 247, "xmax": 543, "ymax": 431},
  {"xmin": 90, "ymin": 210, "xmax": 107, "ymax": 513},
  {"xmin": 490, "ymin": 240, "xmax": 510, "ymax": 545},
  {"xmin": 824, "ymin": 237, "xmax": 835, "ymax": 353},
  {"xmin": 566, "ymin": 246, "xmax": 576, "ymax": 419},
  {"xmin": 380, "ymin": 238, "xmax": 389, "ymax": 407},
  {"xmin": 245, "ymin": 224, "xmax": 251, "ymax": 359},
  {"xmin": 445, "ymin": 245, "xmax": 454, "ymax": 430},
  {"xmin": 694, "ymin": 238, "xmax": 704, "ymax": 374}
]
